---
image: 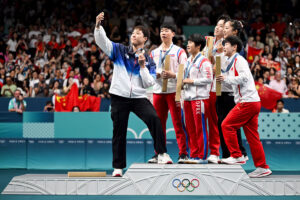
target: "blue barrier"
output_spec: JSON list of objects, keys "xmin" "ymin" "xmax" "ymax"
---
[
  {"xmin": 0, "ymin": 97, "xmax": 111, "ymax": 112},
  {"xmin": 0, "ymin": 97, "xmax": 298, "ymax": 112}
]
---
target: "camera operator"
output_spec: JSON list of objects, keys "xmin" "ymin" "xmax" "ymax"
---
[{"xmin": 43, "ymin": 100, "xmax": 54, "ymax": 112}]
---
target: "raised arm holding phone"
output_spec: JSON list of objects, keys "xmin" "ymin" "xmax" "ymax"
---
[{"xmin": 94, "ymin": 12, "xmax": 173, "ymax": 177}]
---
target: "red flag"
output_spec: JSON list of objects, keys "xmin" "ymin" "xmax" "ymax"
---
[
  {"xmin": 247, "ymin": 46, "xmax": 263, "ymax": 63},
  {"xmin": 255, "ymin": 81, "xmax": 282, "ymax": 110},
  {"xmin": 78, "ymin": 95, "xmax": 101, "ymax": 111},
  {"xmin": 55, "ymin": 84, "xmax": 101, "ymax": 112},
  {"xmin": 259, "ymin": 58, "xmax": 281, "ymax": 71},
  {"xmin": 55, "ymin": 84, "xmax": 79, "ymax": 111}
]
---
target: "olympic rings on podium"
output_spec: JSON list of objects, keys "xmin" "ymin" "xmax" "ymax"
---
[{"xmin": 172, "ymin": 178, "xmax": 200, "ymax": 192}]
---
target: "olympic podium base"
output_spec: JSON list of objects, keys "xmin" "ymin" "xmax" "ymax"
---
[{"xmin": 2, "ymin": 163, "xmax": 300, "ymax": 195}]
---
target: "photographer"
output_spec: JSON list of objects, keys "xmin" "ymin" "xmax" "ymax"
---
[
  {"xmin": 43, "ymin": 101, "xmax": 54, "ymax": 112},
  {"xmin": 8, "ymin": 89, "xmax": 27, "ymax": 113}
]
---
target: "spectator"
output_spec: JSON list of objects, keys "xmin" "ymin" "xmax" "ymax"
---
[
  {"xmin": 294, "ymin": 55, "xmax": 300, "ymax": 69},
  {"xmin": 269, "ymin": 68, "xmax": 276, "ymax": 81},
  {"xmin": 289, "ymin": 77, "xmax": 300, "ymax": 98},
  {"xmin": 49, "ymin": 80, "xmax": 62, "ymax": 96},
  {"xmin": 44, "ymin": 100, "xmax": 54, "ymax": 112},
  {"xmin": 63, "ymin": 77, "xmax": 75, "ymax": 94},
  {"xmin": 6, "ymin": 32, "xmax": 18, "ymax": 56},
  {"xmin": 251, "ymin": 63, "xmax": 262, "ymax": 81},
  {"xmin": 8, "ymin": 89, "xmax": 26, "ymax": 113},
  {"xmin": 1, "ymin": 76, "xmax": 17, "ymax": 97},
  {"xmin": 98, "ymin": 81, "xmax": 110, "ymax": 99},
  {"xmin": 269, "ymin": 71, "xmax": 288, "ymax": 96},
  {"xmin": 273, "ymin": 99, "xmax": 289, "ymax": 113},
  {"xmin": 262, "ymin": 70, "xmax": 270, "ymax": 84},
  {"xmin": 34, "ymin": 73, "xmax": 46, "ymax": 97},
  {"xmin": 255, "ymin": 35, "xmax": 264, "ymax": 49},
  {"xmin": 0, "ymin": 0, "xmax": 298, "ymax": 115},
  {"xmin": 92, "ymin": 74, "xmax": 103, "ymax": 95},
  {"xmin": 275, "ymin": 50, "xmax": 288, "ymax": 76},
  {"xmin": 79, "ymin": 77, "xmax": 95, "ymax": 96},
  {"xmin": 72, "ymin": 106, "xmax": 80, "ymax": 112},
  {"xmin": 102, "ymin": 64, "xmax": 113, "ymax": 83}
]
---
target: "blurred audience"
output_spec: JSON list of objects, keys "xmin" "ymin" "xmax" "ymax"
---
[{"xmin": 0, "ymin": 0, "xmax": 299, "ymax": 110}]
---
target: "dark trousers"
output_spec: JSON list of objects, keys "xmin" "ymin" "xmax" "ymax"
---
[
  {"xmin": 110, "ymin": 94, "xmax": 167, "ymax": 169},
  {"xmin": 215, "ymin": 92, "xmax": 247, "ymax": 158}
]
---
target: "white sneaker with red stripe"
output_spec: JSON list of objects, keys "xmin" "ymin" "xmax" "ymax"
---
[
  {"xmin": 221, "ymin": 156, "xmax": 246, "ymax": 165},
  {"xmin": 158, "ymin": 153, "xmax": 173, "ymax": 164},
  {"xmin": 248, "ymin": 167, "xmax": 272, "ymax": 178},
  {"xmin": 112, "ymin": 168, "xmax": 123, "ymax": 177}
]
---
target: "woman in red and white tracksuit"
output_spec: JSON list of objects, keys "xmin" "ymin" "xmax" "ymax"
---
[
  {"xmin": 182, "ymin": 34, "xmax": 213, "ymax": 163},
  {"xmin": 216, "ymin": 36, "xmax": 272, "ymax": 178}
]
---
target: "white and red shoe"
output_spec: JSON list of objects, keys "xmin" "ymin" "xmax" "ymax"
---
[
  {"xmin": 112, "ymin": 168, "xmax": 123, "ymax": 177},
  {"xmin": 248, "ymin": 167, "xmax": 272, "ymax": 178},
  {"xmin": 158, "ymin": 153, "xmax": 173, "ymax": 164},
  {"xmin": 221, "ymin": 156, "xmax": 246, "ymax": 165}
]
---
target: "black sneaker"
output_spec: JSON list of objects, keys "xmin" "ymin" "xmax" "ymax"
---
[
  {"xmin": 148, "ymin": 154, "xmax": 158, "ymax": 163},
  {"xmin": 178, "ymin": 154, "xmax": 189, "ymax": 164}
]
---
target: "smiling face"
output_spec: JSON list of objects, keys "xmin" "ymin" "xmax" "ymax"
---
[
  {"xmin": 214, "ymin": 19, "xmax": 225, "ymax": 38},
  {"xmin": 186, "ymin": 41, "xmax": 199, "ymax": 55},
  {"xmin": 160, "ymin": 28, "xmax": 175, "ymax": 44},
  {"xmin": 223, "ymin": 42, "xmax": 236, "ymax": 57},
  {"xmin": 130, "ymin": 28, "xmax": 147, "ymax": 47},
  {"xmin": 223, "ymin": 21, "xmax": 237, "ymax": 38}
]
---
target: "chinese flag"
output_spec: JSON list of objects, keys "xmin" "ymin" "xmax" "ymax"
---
[
  {"xmin": 55, "ymin": 84, "xmax": 101, "ymax": 112},
  {"xmin": 78, "ymin": 95, "xmax": 101, "ymax": 112},
  {"xmin": 259, "ymin": 58, "xmax": 281, "ymax": 71},
  {"xmin": 55, "ymin": 84, "xmax": 79, "ymax": 111},
  {"xmin": 255, "ymin": 82, "xmax": 282, "ymax": 110},
  {"xmin": 247, "ymin": 46, "xmax": 263, "ymax": 63}
]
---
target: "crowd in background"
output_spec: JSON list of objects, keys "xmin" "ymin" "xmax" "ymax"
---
[{"xmin": 0, "ymin": 0, "xmax": 299, "ymax": 101}]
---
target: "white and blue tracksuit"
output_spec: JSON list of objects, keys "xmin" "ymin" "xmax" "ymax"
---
[
  {"xmin": 94, "ymin": 26, "xmax": 167, "ymax": 169},
  {"xmin": 94, "ymin": 26, "xmax": 156, "ymax": 98}
]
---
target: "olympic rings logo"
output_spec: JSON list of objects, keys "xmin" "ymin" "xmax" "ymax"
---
[{"xmin": 172, "ymin": 178, "xmax": 200, "ymax": 192}]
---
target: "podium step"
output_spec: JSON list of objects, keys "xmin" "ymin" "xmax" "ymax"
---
[{"xmin": 2, "ymin": 163, "xmax": 300, "ymax": 195}]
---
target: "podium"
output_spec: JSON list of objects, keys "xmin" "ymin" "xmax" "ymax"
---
[{"xmin": 2, "ymin": 163, "xmax": 300, "ymax": 195}]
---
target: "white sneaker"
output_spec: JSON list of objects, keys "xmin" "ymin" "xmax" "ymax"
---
[
  {"xmin": 207, "ymin": 155, "xmax": 220, "ymax": 164},
  {"xmin": 148, "ymin": 154, "xmax": 158, "ymax": 163},
  {"xmin": 112, "ymin": 168, "xmax": 123, "ymax": 177},
  {"xmin": 186, "ymin": 157, "xmax": 204, "ymax": 164},
  {"xmin": 158, "ymin": 153, "xmax": 173, "ymax": 164},
  {"xmin": 221, "ymin": 156, "xmax": 246, "ymax": 165},
  {"xmin": 248, "ymin": 167, "xmax": 272, "ymax": 178},
  {"xmin": 178, "ymin": 154, "xmax": 189, "ymax": 164}
]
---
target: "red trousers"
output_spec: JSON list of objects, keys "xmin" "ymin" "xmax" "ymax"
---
[
  {"xmin": 207, "ymin": 92, "xmax": 220, "ymax": 156},
  {"xmin": 153, "ymin": 93, "xmax": 187, "ymax": 155},
  {"xmin": 222, "ymin": 102, "xmax": 269, "ymax": 168},
  {"xmin": 184, "ymin": 99, "xmax": 209, "ymax": 159}
]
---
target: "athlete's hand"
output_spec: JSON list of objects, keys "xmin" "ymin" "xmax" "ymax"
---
[
  {"xmin": 216, "ymin": 75, "xmax": 225, "ymax": 82},
  {"xmin": 138, "ymin": 54, "xmax": 146, "ymax": 68},
  {"xmin": 183, "ymin": 78, "xmax": 194, "ymax": 84},
  {"xmin": 162, "ymin": 70, "xmax": 176, "ymax": 79},
  {"xmin": 156, "ymin": 73, "xmax": 161, "ymax": 79},
  {"xmin": 96, "ymin": 12, "xmax": 104, "ymax": 28}
]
